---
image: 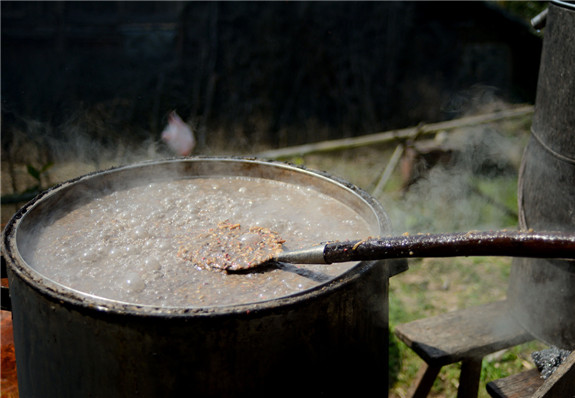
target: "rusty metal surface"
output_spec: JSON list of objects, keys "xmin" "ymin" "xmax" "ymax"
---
[{"xmin": 508, "ymin": 1, "xmax": 575, "ymax": 350}]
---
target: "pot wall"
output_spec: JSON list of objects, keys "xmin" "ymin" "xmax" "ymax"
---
[
  {"xmin": 7, "ymin": 260, "xmax": 390, "ymax": 397},
  {"xmin": 507, "ymin": 1, "xmax": 575, "ymax": 349}
]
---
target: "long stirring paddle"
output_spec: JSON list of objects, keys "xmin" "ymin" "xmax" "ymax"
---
[{"xmin": 177, "ymin": 222, "xmax": 575, "ymax": 273}]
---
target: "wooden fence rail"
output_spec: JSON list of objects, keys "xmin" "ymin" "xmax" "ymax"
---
[{"xmin": 257, "ymin": 105, "xmax": 534, "ymax": 160}]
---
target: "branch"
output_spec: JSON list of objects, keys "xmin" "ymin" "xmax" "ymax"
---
[{"xmin": 257, "ymin": 105, "xmax": 534, "ymax": 160}]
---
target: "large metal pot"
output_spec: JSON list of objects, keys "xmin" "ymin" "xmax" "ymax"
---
[
  {"xmin": 507, "ymin": 0, "xmax": 575, "ymax": 349},
  {"xmin": 2, "ymin": 157, "xmax": 396, "ymax": 397}
]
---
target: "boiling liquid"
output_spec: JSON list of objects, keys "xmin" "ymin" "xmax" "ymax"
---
[{"xmin": 28, "ymin": 177, "xmax": 374, "ymax": 307}]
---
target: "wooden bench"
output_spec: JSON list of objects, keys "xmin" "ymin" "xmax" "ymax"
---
[
  {"xmin": 487, "ymin": 351, "xmax": 575, "ymax": 398},
  {"xmin": 394, "ymin": 300, "xmax": 533, "ymax": 398}
]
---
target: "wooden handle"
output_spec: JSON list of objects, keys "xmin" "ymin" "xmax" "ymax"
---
[{"xmin": 323, "ymin": 231, "xmax": 575, "ymax": 264}]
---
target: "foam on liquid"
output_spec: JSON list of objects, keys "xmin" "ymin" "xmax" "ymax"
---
[{"xmin": 27, "ymin": 177, "xmax": 375, "ymax": 307}]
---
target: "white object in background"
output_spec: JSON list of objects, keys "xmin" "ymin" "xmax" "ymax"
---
[{"xmin": 161, "ymin": 111, "xmax": 196, "ymax": 156}]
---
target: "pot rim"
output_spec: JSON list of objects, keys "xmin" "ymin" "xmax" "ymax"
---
[
  {"xmin": 2, "ymin": 156, "xmax": 391, "ymax": 318},
  {"xmin": 551, "ymin": 0, "xmax": 575, "ymax": 11}
]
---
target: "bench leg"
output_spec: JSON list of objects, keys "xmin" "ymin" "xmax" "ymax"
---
[
  {"xmin": 457, "ymin": 357, "xmax": 483, "ymax": 398},
  {"xmin": 408, "ymin": 362, "xmax": 441, "ymax": 398}
]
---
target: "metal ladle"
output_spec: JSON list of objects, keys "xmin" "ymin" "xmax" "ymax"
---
[{"xmin": 179, "ymin": 224, "xmax": 575, "ymax": 272}]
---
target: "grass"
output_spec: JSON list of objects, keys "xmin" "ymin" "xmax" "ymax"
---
[
  {"xmin": 389, "ymin": 339, "xmax": 546, "ymax": 398},
  {"xmin": 388, "ymin": 256, "xmax": 547, "ymax": 397}
]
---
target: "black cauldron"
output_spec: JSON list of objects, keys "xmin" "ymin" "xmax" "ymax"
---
[{"xmin": 2, "ymin": 157, "xmax": 398, "ymax": 397}]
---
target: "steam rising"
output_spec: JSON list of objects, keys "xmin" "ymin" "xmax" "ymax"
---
[{"xmin": 381, "ymin": 125, "xmax": 523, "ymax": 234}]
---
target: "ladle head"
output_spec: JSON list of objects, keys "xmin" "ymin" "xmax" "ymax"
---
[{"xmin": 177, "ymin": 221, "xmax": 285, "ymax": 272}]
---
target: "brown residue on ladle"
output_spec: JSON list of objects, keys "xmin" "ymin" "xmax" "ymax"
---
[{"xmin": 177, "ymin": 221, "xmax": 285, "ymax": 272}]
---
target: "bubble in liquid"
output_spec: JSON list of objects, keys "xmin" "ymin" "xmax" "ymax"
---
[
  {"xmin": 123, "ymin": 272, "xmax": 146, "ymax": 293},
  {"xmin": 108, "ymin": 247, "xmax": 124, "ymax": 259},
  {"xmin": 239, "ymin": 232, "xmax": 262, "ymax": 247},
  {"xmin": 144, "ymin": 256, "xmax": 162, "ymax": 271},
  {"xmin": 81, "ymin": 248, "xmax": 100, "ymax": 263},
  {"xmin": 156, "ymin": 239, "xmax": 170, "ymax": 250},
  {"xmin": 133, "ymin": 228, "xmax": 149, "ymax": 239}
]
